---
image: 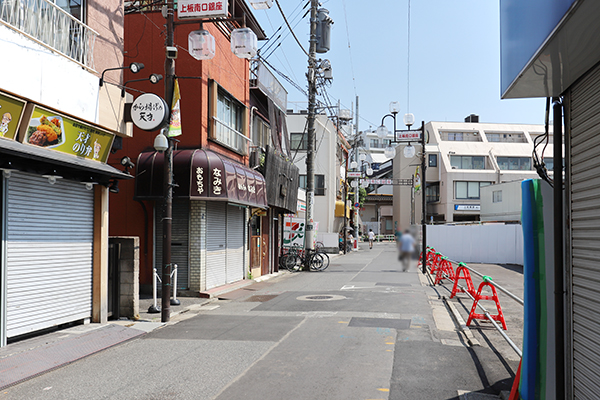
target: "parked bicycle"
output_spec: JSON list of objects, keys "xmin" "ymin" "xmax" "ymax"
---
[{"xmin": 279, "ymin": 245, "xmax": 329, "ymax": 272}]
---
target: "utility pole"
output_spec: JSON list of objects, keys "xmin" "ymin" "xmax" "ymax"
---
[
  {"xmin": 420, "ymin": 120, "xmax": 426, "ymax": 274},
  {"xmin": 353, "ymin": 96, "xmax": 359, "ymax": 239},
  {"xmin": 161, "ymin": 0, "xmax": 175, "ymax": 322},
  {"xmin": 304, "ymin": 0, "xmax": 318, "ymax": 269}
]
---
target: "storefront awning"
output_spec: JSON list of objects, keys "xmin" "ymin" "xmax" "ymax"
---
[
  {"xmin": 135, "ymin": 149, "xmax": 268, "ymax": 208},
  {"xmin": 0, "ymin": 137, "xmax": 132, "ymax": 182}
]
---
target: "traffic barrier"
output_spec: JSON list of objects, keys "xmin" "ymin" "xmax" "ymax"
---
[
  {"xmin": 450, "ymin": 262, "xmax": 475, "ymax": 299},
  {"xmin": 430, "ymin": 252, "xmax": 443, "ymax": 275},
  {"xmin": 434, "ymin": 256, "xmax": 455, "ymax": 285},
  {"xmin": 466, "ymin": 278, "xmax": 507, "ymax": 330}
]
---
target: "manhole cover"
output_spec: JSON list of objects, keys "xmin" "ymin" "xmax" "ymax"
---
[{"xmin": 296, "ymin": 294, "xmax": 346, "ymax": 302}]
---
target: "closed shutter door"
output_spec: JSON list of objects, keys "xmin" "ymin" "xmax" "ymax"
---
[
  {"xmin": 155, "ymin": 201, "xmax": 190, "ymax": 290},
  {"xmin": 569, "ymin": 63, "xmax": 600, "ymax": 398},
  {"xmin": 226, "ymin": 205, "xmax": 245, "ymax": 283},
  {"xmin": 6, "ymin": 172, "xmax": 93, "ymax": 338},
  {"xmin": 206, "ymin": 202, "xmax": 226, "ymax": 289}
]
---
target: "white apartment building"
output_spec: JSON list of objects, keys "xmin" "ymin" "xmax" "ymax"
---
[
  {"xmin": 393, "ymin": 119, "xmax": 558, "ymax": 228},
  {"xmin": 287, "ymin": 111, "xmax": 350, "ymax": 250}
]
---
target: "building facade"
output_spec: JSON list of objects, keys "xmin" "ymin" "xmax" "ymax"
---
[
  {"xmin": 0, "ymin": 0, "xmax": 131, "ymax": 346},
  {"xmin": 392, "ymin": 120, "xmax": 554, "ymax": 229},
  {"xmin": 111, "ymin": 2, "xmax": 284, "ymax": 296},
  {"xmin": 287, "ymin": 112, "xmax": 349, "ymax": 251}
]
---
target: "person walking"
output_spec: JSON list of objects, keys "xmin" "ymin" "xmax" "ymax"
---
[
  {"xmin": 399, "ymin": 229, "xmax": 416, "ymax": 271},
  {"xmin": 368, "ymin": 229, "xmax": 375, "ymax": 249}
]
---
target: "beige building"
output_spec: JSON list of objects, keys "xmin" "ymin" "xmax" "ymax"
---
[{"xmin": 393, "ymin": 119, "xmax": 557, "ymax": 228}]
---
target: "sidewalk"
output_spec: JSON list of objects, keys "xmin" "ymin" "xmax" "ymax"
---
[{"xmin": 0, "ymin": 272, "xmax": 284, "ymax": 391}]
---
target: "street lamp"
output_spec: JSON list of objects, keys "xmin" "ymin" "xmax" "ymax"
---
[{"xmin": 378, "ymin": 101, "xmax": 427, "ymax": 273}]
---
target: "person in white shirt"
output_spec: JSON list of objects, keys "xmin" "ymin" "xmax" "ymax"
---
[
  {"xmin": 399, "ymin": 229, "xmax": 416, "ymax": 271},
  {"xmin": 368, "ymin": 229, "xmax": 375, "ymax": 249}
]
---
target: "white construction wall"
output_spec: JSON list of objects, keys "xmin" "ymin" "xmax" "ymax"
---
[{"xmin": 426, "ymin": 224, "xmax": 524, "ymax": 265}]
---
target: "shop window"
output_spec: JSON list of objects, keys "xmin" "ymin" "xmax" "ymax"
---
[
  {"xmin": 455, "ymin": 181, "xmax": 491, "ymax": 199},
  {"xmin": 299, "ymin": 174, "xmax": 325, "ymax": 196},
  {"xmin": 210, "ymin": 81, "xmax": 248, "ymax": 155}
]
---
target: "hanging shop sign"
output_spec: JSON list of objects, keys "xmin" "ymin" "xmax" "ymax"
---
[
  {"xmin": 0, "ymin": 91, "xmax": 26, "ymax": 140},
  {"xmin": 178, "ymin": 0, "xmax": 228, "ymax": 19},
  {"xmin": 24, "ymin": 106, "xmax": 114, "ymax": 163},
  {"xmin": 130, "ymin": 93, "xmax": 169, "ymax": 132}
]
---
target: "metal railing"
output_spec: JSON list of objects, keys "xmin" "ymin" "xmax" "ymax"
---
[
  {"xmin": 423, "ymin": 250, "xmax": 523, "ymax": 357},
  {"xmin": 0, "ymin": 0, "xmax": 97, "ymax": 69}
]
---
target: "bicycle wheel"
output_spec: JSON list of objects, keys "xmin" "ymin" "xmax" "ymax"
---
[
  {"xmin": 316, "ymin": 251, "xmax": 329, "ymax": 271},
  {"xmin": 309, "ymin": 253, "xmax": 324, "ymax": 271},
  {"xmin": 285, "ymin": 254, "xmax": 301, "ymax": 271}
]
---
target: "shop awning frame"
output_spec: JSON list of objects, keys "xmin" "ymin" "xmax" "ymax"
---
[
  {"xmin": 0, "ymin": 138, "xmax": 132, "ymax": 183},
  {"xmin": 135, "ymin": 149, "xmax": 268, "ymax": 208}
]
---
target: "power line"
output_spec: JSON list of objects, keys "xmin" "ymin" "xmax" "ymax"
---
[
  {"xmin": 274, "ymin": 0, "xmax": 309, "ymax": 56},
  {"xmin": 341, "ymin": 0, "xmax": 357, "ymax": 97}
]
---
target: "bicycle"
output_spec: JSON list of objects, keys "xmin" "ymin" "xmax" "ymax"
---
[{"xmin": 279, "ymin": 246, "xmax": 329, "ymax": 272}]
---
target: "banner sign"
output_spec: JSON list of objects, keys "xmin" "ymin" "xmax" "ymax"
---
[
  {"xmin": 397, "ymin": 131, "xmax": 421, "ymax": 141},
  {"xmin": 178, "ymin": 0, "xmax": 228, "ymax": 19},
  {"xmin": 0, "ymin": 91, "xmax": 26, "ymax": 140},
  {"xmin": 25, "ymin": 106, "xmax": 114, "ymax": 163}
]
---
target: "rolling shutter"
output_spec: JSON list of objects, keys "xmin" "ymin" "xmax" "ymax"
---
[
  {"xmin": 569, "ymin": 63, "xmax": 600, "ymax": 399},
  {"xmin": 155, "ymin": 201, "xmax": 190, "ymax": 290},
  {"xmin": 6, "ymin": 172, "xmax": 93, "ymax": 338},
  {"xmin": 226, "ymin": 205, "xmax": 245, "ymax": 283},
  {"xmin": 205, "ymin": 202, "xmax": 227, "ymax": 289}
]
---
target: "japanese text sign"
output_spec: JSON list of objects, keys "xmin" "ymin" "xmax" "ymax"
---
[
  {"xmin": 179, "ymin": 0, "xmax": 228, "ymax": 19},
  {"xmin": 131, "ymin": 93, "xmax": 169, "ymax": 131},
  {"xmin": 25, "ymin": 106, "xmax": 114, "ymax": 163}
]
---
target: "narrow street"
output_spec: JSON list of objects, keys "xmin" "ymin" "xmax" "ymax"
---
[{"xmin": 1, "ymin": 243, "xmax": 521, "ymax": 400}]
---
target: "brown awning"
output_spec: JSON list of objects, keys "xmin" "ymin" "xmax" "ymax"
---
[{"xmin": 135, "ymin": 149, "xmax": 267, "ymax": 208}]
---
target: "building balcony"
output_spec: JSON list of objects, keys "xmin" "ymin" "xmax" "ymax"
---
[{"xmin": 0, "ymin": 0, "xmax": 97, "ymax": 69}]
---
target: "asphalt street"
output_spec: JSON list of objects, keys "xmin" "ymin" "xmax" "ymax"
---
[{"xmin": 0, "ymin": 242, "xmax": 521, "ymax": 400}]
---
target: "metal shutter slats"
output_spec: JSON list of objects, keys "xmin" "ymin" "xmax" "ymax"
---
[
  {"xmin": 569, "ymin": 63, "xmax": 600, "ymax": 398},
  {"xmin": 6, "ymin": 172, "xmax": 93, "ymax": 338},
  {"xmin": 206, "ymin": 202, "xmax": 227, "ymax": 289},
  {"xmin": 226, "ymin": 206, "xmax": 244, "ymax": 283}
]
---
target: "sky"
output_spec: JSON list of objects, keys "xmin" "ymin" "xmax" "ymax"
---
[{"xmin": 251, "ymin": 0, "xmax": 546, "ymax": 131}]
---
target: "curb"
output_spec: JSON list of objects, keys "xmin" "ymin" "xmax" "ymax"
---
[{"xmin": 443, "ymin": 295, "xmax": 481, "ymax": 347}]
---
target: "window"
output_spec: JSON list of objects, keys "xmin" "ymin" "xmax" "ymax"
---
[
  {"xmin": 455, "ymin": 181, "xmax": 491, "ymax": 199},
  {"xmin": 211, "ymin": 84, "xmax": 248, "ymax": 154},
  {"xmin": 493, "ymin": 190, "xmax": 502, "ymax": 203},
  {"xmin": 426, "ymin": 182, "xmax": 440, "ymax": 203},
  {"xmin": 291, "ymin": 132, "xmax": 307, "ymax": 151},
  {"xmin": 448, "ymin": 132, "xmax": 463, "ymax": 141},
  {"xmin": 370, "ymin": 139, "xmax": 379, "ymax": 148},
  {"xmin": 252, "ymin": 117, "xmax": 270, "ymax": 149},
  {"xmin": 299, "ymin": 174, "xmax": 325, "ymax": 196},
  {"xmin": 450, "ymin": 155, "xmax": 486, "ymax": 169},
  {"xmin": 497, "ymin": 157, "xmax": 531, "ymax": 170},
  {"xmin": 428, "ymin": 154, "xmax": 438, "ymax": 168}
]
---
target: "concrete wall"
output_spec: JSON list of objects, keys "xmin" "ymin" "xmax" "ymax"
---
[
  {"xmin": 427, "ymin": 224, "xmax": 523, "ymax": 265},
  {"xmin": 110, "ymin": 237, "xmax": 140, "ymax": 319}
]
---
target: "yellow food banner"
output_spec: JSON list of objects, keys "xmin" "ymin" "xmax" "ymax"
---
[
  {"xmin": 25, "ymin": 106, "xmax": 115, "ymax": 163},
  {"xmin": 0, "ymin": 92, "xmax": 26, "ymax": 140}
]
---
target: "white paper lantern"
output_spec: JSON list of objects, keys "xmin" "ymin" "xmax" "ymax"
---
[
  {"xmin": 403, "ymin": 144, "xmax": 416, "ymax": 158},
  {"xmin": 384, "ymin": 146, "xmax": 395, "ymax": 159},
  {"xmin": 188, "ymin": 30, "xmax": 215, "ymax": 60},
  {"xmin": 250, "ymin": 0, "xmax": 272, "ymax": 9},
  {"xmin": 231, "ymin": 28, "xmax": 257, "ymax": 59},
  {"xmin": 376, "ymin": 125, "xmax": 388, "ymax": 139}
]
